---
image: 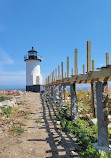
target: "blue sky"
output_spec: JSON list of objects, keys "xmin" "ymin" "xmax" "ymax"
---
[{"xmin": 0, "ymin": 0, "xmax": 111, "ymax": 89}]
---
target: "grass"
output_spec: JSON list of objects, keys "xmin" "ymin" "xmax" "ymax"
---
[
  {"xmin": 10, "ymin": 126, "xmax": 25, "ymax": 135},
  {"xmin": 46, "ymin": 89, "xmax": 111, "ymax": 157},
  {"xmin": 1, "ymin": 106, "xmax": 13, "ymax": 117},
  {"xmin": 35, "ymin": 118, "xmax": 44, "ymax": 123}
]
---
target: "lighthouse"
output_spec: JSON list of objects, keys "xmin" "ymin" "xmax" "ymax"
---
[{"xmin": 24, "ymin": 47, "xmax": 43, "ymax": 92}]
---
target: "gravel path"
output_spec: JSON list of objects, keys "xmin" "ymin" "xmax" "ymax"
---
[{"xmin": 0, "ymin": 92, "xmax": 80, "ymax": 158}]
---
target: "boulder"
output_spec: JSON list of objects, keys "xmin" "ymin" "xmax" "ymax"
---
[
  {"xmin": 57, "ymin": 121, "xmax": 61, "ymax": 125},
  {"xmin": 79, "ymin": 115, "xmax": 89, "ymax": 120},
  {"xmin": 89, "ymin": 118, "xmax": 97, "ymax": 126},
  {"xmin": 108, "ymin": 115, "xmax": 111, "ymax": 123},
  {"xmin": 0, "ymin": 102, "xmax": 2, "ymax": 107},
  {"xmin": 10, "ymin": 101, "xmax": 16, "ymax": 107},
  {"xmin": 0, "ymin": 108, "xmax": 2, "ymax": 113},
  {"xmin": 1, "ymin": 100, "xmax": 13, "ymax": 107}
]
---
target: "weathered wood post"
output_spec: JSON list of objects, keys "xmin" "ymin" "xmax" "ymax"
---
[
  {"xmin": 106, "ymin": 52, "xmax": 109, "ymax": 65},
  {"xmin": 53, "ymin": 85, "xmax": 57, "ymax": 101},
  {"xmin": 59, "ymin": 85, "xmax": 63, "ymax": 108},
  {"xmin": 61, "ymin": 62, "xmax": 63, "ymax": 80},
  {"xmin": 67, "ymin": 57, "xmax": 69, "ymax": 78},
  {"xmin": 63, "ymin": 86, "xmax": 66, "ymax": 100},
  {"xmin": 75, "ymin": 49, "xmax": 78, "ymax": 75},
  {"xmin": 70, "ymin": 83, "xmax": 78, "ymax": 120},
  {"xmin": 91, "ymin": 60, "xmax": 96, "ymax": 117},
  {"xmin": 58, "ymin": 65, "xmax": 60, "ymax": 80},
  {"xmin": 91, "ymin": 82, "xmax": 96, "ymax": 118},
  {"xmin": 96, "ymin": 81, "xmax": 109, "ymax": 148},
  {"xmin": 87, "ymin": 41, "xmax": 91, "ymax": 72}
]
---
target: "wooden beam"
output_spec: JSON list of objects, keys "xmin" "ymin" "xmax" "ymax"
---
[
  {"xmin": 46, "ymin": 67, "xmax": 111, "ymax": 86},
  {"xmin": 75, "ymin": 49, "xmax": 78, "ymax": 75},
  {"xmin": 58, "ymin": 65, "xmax": 60, "ymax": 80},
  {"xmin": 67, "ymin": 57, "xmax": 69, "ymax": 78},
  {"xmin": 87, "ymin": 41, "xmax": 91, "ymax": 72},
  {"xmin": 92, "ymin": 60, "xmax": 94, "ymax": 71},
  {"xmin": 61, "ymin": 62, "xmax": 63, "ymax": 79},
  {"xmin": 106, "ymin": 52, "xmax": 109, "ymax": 65}
]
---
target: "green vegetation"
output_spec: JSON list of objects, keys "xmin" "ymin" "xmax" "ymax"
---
[
  {"xmin": 1, "ymin": 106, "xmax": 13, "ymax": 117},
  {"xmin": 0, "ymin": 96, "xmax": 11, "ymax": 102},
  {"xmin": 35, "ymin": 118, "xmax": 44, "ymax": 123},
  {"xmin": 56, "ymin": 107, "xmax": 111, "ymax": 157},
  {"xmin": 10, "ymin": 126, "xmax": 25, "ymax": 135},
  {"xmin": 49, "ymin": 89, "xmax": 111, "ymax": 158}
]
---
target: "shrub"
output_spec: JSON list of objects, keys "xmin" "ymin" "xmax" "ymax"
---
[
  {"xmin": 1, "ymin": 106, "xmax": 13, "ymax": 117},
  {"xmin": 10, "ymin": 126, "xmax": 25, "ymax": 135}
]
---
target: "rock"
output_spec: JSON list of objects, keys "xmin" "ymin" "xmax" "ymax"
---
[
  {"xmin": 10, "ymin": 101, "xmax": 15, "ymax": 107},
  {"xmin": 79, "ymin": 115, "xmax": 89, "ymax": 120},
  {"xmin": 70, "ymin": 147, "xmax": 75, "ymax": 151},
  {"xmin": 1, "ymin": 100, "xmax": 13, "ymax": 107},
  {"xmin": 108, "ymin": 115, "xmax": 111, "ymax": 123},
  {"xmin": 0, "ymin": 108, "xmax": 2, "ymax": 113},
  {"xmin": 89, "ymin": 118, "xmax": 97, "ymax": 126},
  {"xmin": 57, "ymin": 121, "xmax": 60, "ymax": 125},
  {"xmin": 78, "ymin": 107, "xmax": 83, "ymax": 113},
  {"xmin": 0, "ymin": 130, "xmax": 3, "ymax": 134},
  {"xmin": 16, "ymin": 138, "xmax": 22, "ymax": 144},
  {"xmin": 11, "ymin": 98, "xmax": 16, "ymax": 103},
  {"xmin": 108, "ymin": 123, "xmax": 111, "ymax": 128},
  {"xmin": 0, "ymin": 102, "xmax": 2, "ymax": 107}
]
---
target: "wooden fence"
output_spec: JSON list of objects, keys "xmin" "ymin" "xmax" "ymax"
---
[{"xmin": 44, "ymin": 41, "xmax": 110, "ymax": 153}]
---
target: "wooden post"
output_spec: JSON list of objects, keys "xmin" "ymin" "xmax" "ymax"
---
[
  {"xmin": 75, "ymin": 49, "xmax": 78, "ymax": 75},
  {"xmin": 70, "ymin": 83, "xmax": 78, "ymax": 120},
  {"xmin": 48, "ymin": 76, "xmax": 49, "ymax": 85},
  {"xmin": 92, "ymin": 60, "xmax": 94, "ymax": 71},
  {"xmin": 106, "ymin": 53, "xmax": 109, "ymax": 65},
  {"xmin": 71, "ymin": 68, "xmax": 73, "ymax": 76},
  {"xmin": 67, "ymin": 57, "xmax": 69, "ymax": 78},
  {"xmin": 83, "ymin": 64, "xmax": 85, "ymax": 74},
  {"xmin": 91, "ymin": 82, "xmax": 96, "ymax": 118},
  {"xmin": 58, "ymin": 65, "xmax": 60, "ymax": 80},
  {"xmin": 61, "ymin": 62, "xmax": 63, "ymax": 80},
  {"xmin": 87, "ymin": 41, "xmax": 91, "ymax": 72},
  {"xmin": 55, "ymin": 68, "xmax": 57, "ymax": 81},
  {"xmin": 96, "ymin": 81, "xmax": 109, "ymax": 147},
  {"xmin": 63, "ymin": 86, "xmax": 66, "ymax": 100},
  {"xmin": 59, "ymin": 85, "xmax": 63, "ymax": 108},
  {"xmin": 52, "ymin": 72, "xmax": 53, "ymax": 82}
]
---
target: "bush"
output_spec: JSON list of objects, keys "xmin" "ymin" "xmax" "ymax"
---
[
  {"xmin": 1, "ymin": 106, "xmax": 13, "ymax": 117},
  {"xmin": 0, "ymin": 96, "xmax": 11, "ymax": 102},
  {"xmin": 10, "ymin": 126, "xmax": 25, "ymax": 135}
]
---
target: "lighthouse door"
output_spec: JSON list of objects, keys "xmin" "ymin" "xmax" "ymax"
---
[{"xmin": 36, "ymin": 76, "xmax": 40, "ymax": 85}]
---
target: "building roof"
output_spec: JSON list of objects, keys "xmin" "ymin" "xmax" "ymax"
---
[{"xmin": 28, "ymin": 47, "xmax": 37, "ymax": 53}]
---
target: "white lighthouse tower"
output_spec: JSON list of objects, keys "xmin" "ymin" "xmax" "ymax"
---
[{"xmin": 24, "ymin": 47, "xmax": 43, "ymax": 92}]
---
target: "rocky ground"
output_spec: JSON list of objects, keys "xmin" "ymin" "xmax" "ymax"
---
[{"xmin": 0, "ymin": 91, "xmax": 80, "ymax": 158}]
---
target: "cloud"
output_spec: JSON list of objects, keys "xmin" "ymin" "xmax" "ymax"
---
[
  {"xmin": 0, "ymin": 70, "xmax": 26, "ymax": 87},
  {"xmin": 0, "ymin": 48, "xmax": 25, "ymax": 88},
  {"xmin": 0, "ymin": 47, "xmax": 14, "ymax": 65}
]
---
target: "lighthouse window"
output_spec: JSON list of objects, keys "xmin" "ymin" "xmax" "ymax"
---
[{"xmin": 36, "ymin": 76, "xmax": 39, "ymax": 84}]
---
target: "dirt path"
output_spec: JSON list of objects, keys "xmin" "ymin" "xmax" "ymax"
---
[{"xmin": 0, "ymin": 92, "xmax": 80, "ymax": 158}]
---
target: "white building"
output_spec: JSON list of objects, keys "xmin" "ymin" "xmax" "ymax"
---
[{"xmin": 24, "ymin": 47, "xmax": 43, "ymax": 92}]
